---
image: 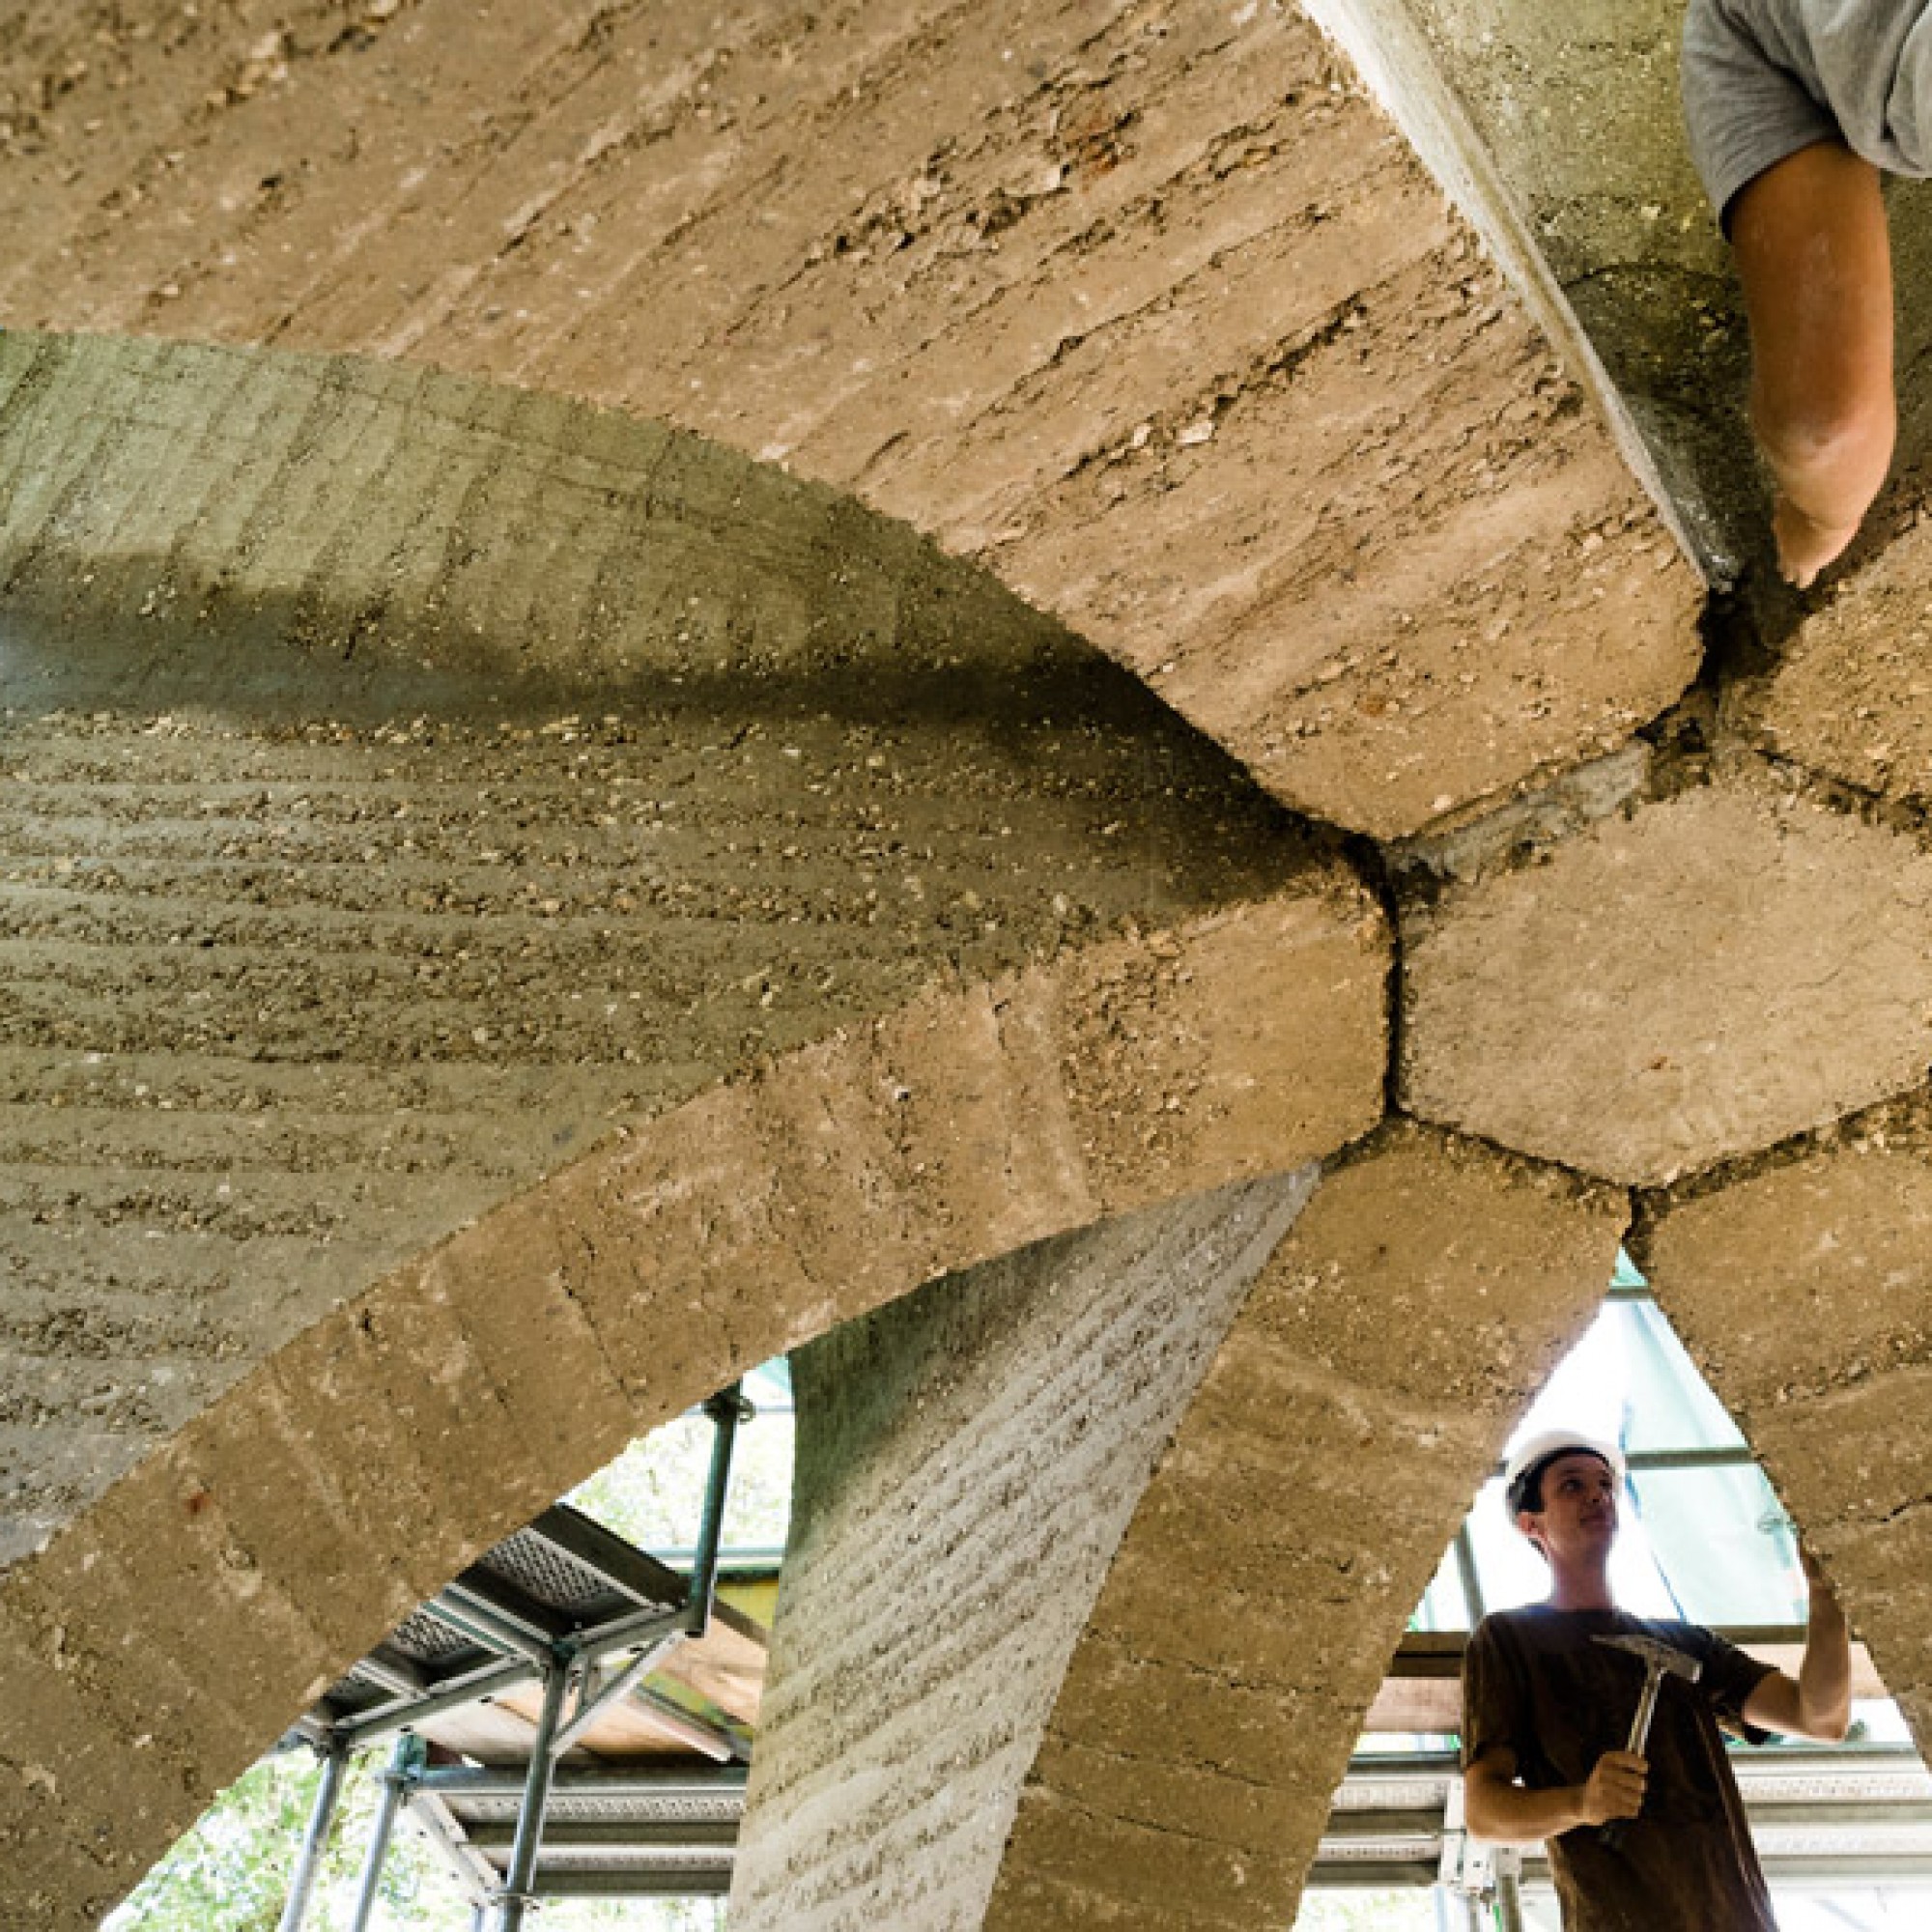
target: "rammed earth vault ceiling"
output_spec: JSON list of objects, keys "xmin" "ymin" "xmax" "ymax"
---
[{"xmin": 4, "ymin": 2, "xmax": 1932, "ymax": 1926}]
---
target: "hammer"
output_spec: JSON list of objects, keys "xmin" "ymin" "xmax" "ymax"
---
[{"xmin": 1592, "ymin": 1632, "xmax": 1702, "ymax": 1848}]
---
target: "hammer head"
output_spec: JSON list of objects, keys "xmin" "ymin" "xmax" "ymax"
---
[{"xmin": 1594, "ymin": 1632, "xmax": 1702, "ymax": 1685}]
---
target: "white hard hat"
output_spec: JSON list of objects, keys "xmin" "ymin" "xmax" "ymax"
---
[{"xmin": 1503, "ymin": 1429, "xmax": 1625, "ymax": 1518}]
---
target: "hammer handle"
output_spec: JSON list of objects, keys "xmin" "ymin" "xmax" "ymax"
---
[
  {"xmin": 1601, "ymin": 1666, "xmax": 1665, "ymax": 1852},
  {"xmin": 1626, "ymin": 1674, "xmax": 1663, "ymax": 1757}
]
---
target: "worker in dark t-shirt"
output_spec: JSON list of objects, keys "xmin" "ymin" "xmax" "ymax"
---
[{"xmin": 1461, "ymin": 1430, "xmax": 1853, "ymax": 1931}]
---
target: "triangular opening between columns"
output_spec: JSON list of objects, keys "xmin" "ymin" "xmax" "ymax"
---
[{"xmin": 1293, "ymin": 1252, "xmax": 1932, "ymax": 1932}]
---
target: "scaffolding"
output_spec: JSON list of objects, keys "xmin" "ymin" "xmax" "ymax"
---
[{"xmin": 274, "ymin": 1385, "xmax": 756, "ymax": 1930}]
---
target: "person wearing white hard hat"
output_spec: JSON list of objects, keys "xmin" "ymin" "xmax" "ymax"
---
[{"xmin": 1460, "ymin": 1430, "xmax": 1851, "ymax": 1930}]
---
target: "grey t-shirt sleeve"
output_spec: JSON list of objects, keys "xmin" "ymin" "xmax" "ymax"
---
[{"xmin": 1682, "ymin": 0, "xmax": 1840, "ymax": 228}]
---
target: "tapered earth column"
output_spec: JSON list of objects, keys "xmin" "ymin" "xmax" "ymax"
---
[
  {"xmin": 983, "ymin": 1122, "xmax": 1626, "ymax": 1930},
  {"xmin": 0, "ymin": 332, "xmax": 1397, "ymax": 1925},
  {"xmin": 725, "ymin": 1123, "xmax": 1623, "ymax": 1931},
  {"xmin": 729, "ymin": 1173, "xmax": 1321, "ymax": 1931},
  {"xmin": 1642, "ymin": 1091, "xmax": 1932, "ymax": 1761}
]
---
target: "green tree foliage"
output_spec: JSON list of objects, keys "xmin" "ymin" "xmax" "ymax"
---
[
  {"xmin": 505, "ymin": 1902, "xmax": 724, "ymax": 1930},
  {"xmin": 568, "ymin": 1400, "xmax": 791, "ymax": 1554},
  {"xmin": 105, "ymin": 1749, "xmax": 467, "ymax": 1930}
]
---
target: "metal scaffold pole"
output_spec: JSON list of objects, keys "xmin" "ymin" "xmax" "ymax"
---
[
  {"xmin": 278, "ymin": 1740, "xmax": 351, "ymax": 1932},
  {"xmin": 1494, "ymin": 1848, "xmax": 1526, "ymax": 1932},
  {"xmin": 690, "ymin": 1383, "xmax": 753, "ymax": 1637},
  {"xmin": 494, "ymin": 1655, "xmax": 573, "ymax": 1932},
  {"xmin": 349, "ymin": 1732, "xmax": 425, "ymax": 1932}
]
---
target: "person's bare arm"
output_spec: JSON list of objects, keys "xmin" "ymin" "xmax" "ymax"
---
[
  {"xmin": 1731, "ymin": 139, "xmax": 1895, "ymax": 588},
  {"xmin": 1463, "ymin": 1745, "xmax": 1647, "ymax": 1845},
  {"xmin": 1744, "ymin": 1548, "xmax": 1852, "ymax": 1742}
]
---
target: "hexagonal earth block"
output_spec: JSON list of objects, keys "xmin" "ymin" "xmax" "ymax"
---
[
  {"xmin": 1403, "ymin": 767, "xmax": 1932, "ymax": 1186},
  {"xmin": 1727, "ymin": 526, "xmax": 1932, "ymax": 811}
]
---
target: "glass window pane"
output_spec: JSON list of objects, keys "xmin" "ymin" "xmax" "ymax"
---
[
  {"xmin": 748, "ymin": 1356, "xmax": 794, "ymax": 1406},
  {"xmin": 1408, "ymin": 1539, "xmax": 1470, "ymax": 1632},
  {"xmin": 1625, "ymin": 1464, "xmax": 1804, "ymax": 1627},
  {"xmin": 1467, "ymin": 1472, "xmax": 1682, "ymax": 1618},
  {"xmin": 1619, "ymin": 1299, "xmax": 1745, "ymax": 1454},
  {"xmin": 1611, "ymin": 1248, "xmax": 1648, "ymax": 1292},
  {"xmin": 1507, "ymin": 1303, "xmax": 1629, "ymax": 1451}
]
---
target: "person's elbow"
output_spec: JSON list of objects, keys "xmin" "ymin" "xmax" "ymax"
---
[
  {"xmin": 1462, "ymin": 1758, "xmax": 1531, "ymax": 1844},
  {"xmin": 1799, "ymin": 1696, "xmax": 1853, "ymax": 1745},
  {"xmin": 1462, "ymin": 1772, "xmax": 1505, "ymax": 1842},
  {"xmin": 1753, "ymin": 382, "xmax": 1896, "ymax": 520},
  {"xmin": 1748, "ymin": 1672, "xmax": 1852, "ymax": 1744}
]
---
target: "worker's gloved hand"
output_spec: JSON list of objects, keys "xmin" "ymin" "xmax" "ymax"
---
[{"xmin": 1577, "ymin": 1749, "xmax": 1648, "ymax": 1828}]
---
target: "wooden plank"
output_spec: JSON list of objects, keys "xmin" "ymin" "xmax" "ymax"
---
[{"xmin": 657, "ymin": 1623, "xmax": 766, "ymax": 1726}]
